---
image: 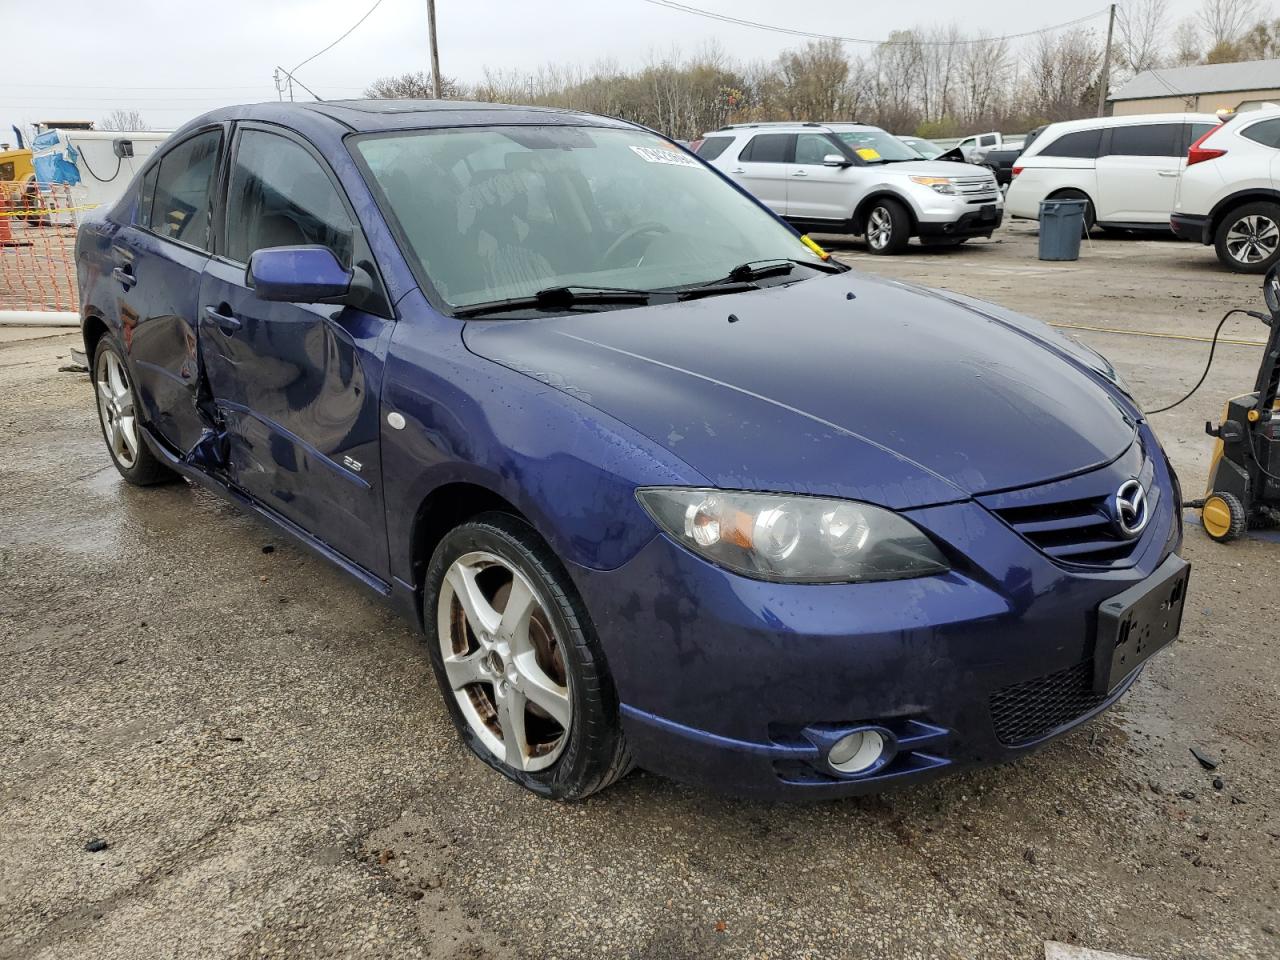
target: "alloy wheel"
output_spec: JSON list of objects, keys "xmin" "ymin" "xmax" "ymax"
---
[
  {"xmin": 436, "ymin": 550, "xmax": 572, "ymax": 771},
  {"xmin": 867, "ymin": 207, "xmax": 892, "ymax": 250},
  {"xmin": 1225, "ymin": 214, "xmax": 1280, "ymax": 265},
  {"xmin": 95, "ymin": 349, "xmax": 139, "ymax": 469}
]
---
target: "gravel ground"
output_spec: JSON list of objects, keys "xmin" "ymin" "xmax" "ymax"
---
[{"xmin": 1, "ymin": 224, "xmax": 1278, "ymax": 960}]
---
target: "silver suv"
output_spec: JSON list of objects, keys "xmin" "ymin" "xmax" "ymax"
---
[{"xmin": 694, "ymin": 122, "xmax": 1003, "ymax": 254}]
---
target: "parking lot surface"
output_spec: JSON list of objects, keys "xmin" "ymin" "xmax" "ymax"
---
[{"xmin": 2, "ymin": 224, "xmax": 1278, "ymax": 960}]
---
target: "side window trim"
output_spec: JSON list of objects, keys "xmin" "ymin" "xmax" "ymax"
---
[
  {"xmin": 137, "ymin": 124, "xmax": 227, "ymax": 254},
  {"xmin": 215, "ymin": 119, "xmax": 393, "ymax": 320}
]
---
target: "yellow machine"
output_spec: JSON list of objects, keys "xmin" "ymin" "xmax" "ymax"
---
[{"xmin": 0, "ymin": 146, "xmax": 35, "ymax": 212}]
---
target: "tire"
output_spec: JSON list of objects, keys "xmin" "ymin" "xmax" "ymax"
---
[
  {"xmin": 1214, "ymin": 201, "xmax": 1280, "ymax": 274},
  {"xmin": 1049, "ymin": 189, "xmax": 1096, "ymax": 236},
  {"xmin": 423, "ymin": 512, "xmax": 631, "ymax": 800},
  {"xmin": 863, "ymin": 198, "xmax": 911, "ymax": 255},
  {"xmin": 92, "ymin": 335, "xmax": 177, "ymax": 486},
  {"xmin": 1202, "ymin": 492, "xmax": 1247, "ymax": 543}
]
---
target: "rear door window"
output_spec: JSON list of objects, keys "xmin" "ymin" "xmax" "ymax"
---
[
  {"xmin": 149, "ymin": 129, "xmax": 222, "ymax": 249},
  {"xmin": 1038, "ymin": 129, "xmax": 1103, "ymax": 159},
  {"xmin": 695, "ymin": 136, "xmax": 733, "ymax": 160},
  {"xmin": 1241, "ymin": 118, "xmax": 1280, "ymax": 149},
  {"xmin": 738, "ymin": 134, "xmax": 791, "ymax": 163},
  {"xmin": 223, "ymin": 129, "xmax": 354, "ymax": 266},
  {"xmin": 1107, "ymin": 123, "xmax": 1183, "ymax": 157}
]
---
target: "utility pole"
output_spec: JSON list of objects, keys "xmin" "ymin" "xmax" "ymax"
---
[
  {"xmin": 1096, "ymin": 3, "xmax": 1116, "ymax": 118},
  {"xmin": 427, "ymin": 0, "xmax": 443, "ymax": 99}
]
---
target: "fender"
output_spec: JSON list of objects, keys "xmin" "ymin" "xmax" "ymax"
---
[{"xmin": 1208, "ymin": 187, "xmax": 1280, "ymax": 239}]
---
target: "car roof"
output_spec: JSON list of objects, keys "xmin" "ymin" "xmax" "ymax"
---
[
  {"xmin": 1036, "ymin": 112, "xmax": 1220, "ymax": 137},
  {"xmin": 182, "ymin": 99, "xmax": 636, "ymax": 136},
  {"xmin": 701, "ymin": 121, "xmax": 879, "ymax": 137}
]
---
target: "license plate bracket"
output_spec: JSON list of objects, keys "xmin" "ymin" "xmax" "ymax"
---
[
  {"xmin": 979, "ymin": 204, "xmax": 997, "ymax": 222},
  {"xmin": 1093, "ymin": 555, "xmax": 1190, "ymax": 694}
]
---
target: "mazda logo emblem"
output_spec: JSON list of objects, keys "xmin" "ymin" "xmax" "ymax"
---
[{"xmin": 1113, "ymin": 479, "xmax": 1149, "ymax": 538}]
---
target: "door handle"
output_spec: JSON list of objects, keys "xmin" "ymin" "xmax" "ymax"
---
[
  {"xmin": 1157, "ymin": 170, "xmax": 1179, "ymax": 178},
  {"xmin": 731, "ymin": 168, "xmax": 745, "ymax": 174},
  {"xmin": 111, "ymin": 265, "xmax": 136, "ymax": 290},
  {"xmin": 204, "ymin": 304, "xmax": 242, "ymax": 334},
  {"xmin": 792, "ymin": 170, "xmax": 808, "ymax": 177}
]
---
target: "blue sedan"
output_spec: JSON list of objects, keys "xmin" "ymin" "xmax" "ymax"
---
[{"xmin": 75, "ymin": 100, "xmax": 1188, "ymax": 800}]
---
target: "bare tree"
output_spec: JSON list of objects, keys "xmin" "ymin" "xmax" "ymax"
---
[
  {"xmin": 100, "ymin": 109, "xmax": 147, "ymax": 131},
  {"xmin": 1023, "ymin": 28, "xmax": 1102, "ymax": 123},
  {"xmin": 364, "ymin": 71, "xmax": 460, "ymax": 99},
  {"xmin": 775, "ymin": 40, "xmax": 855, "ymax": 121},
  {"xmin": 1171, "ymin": 18, "xmax": 1204, "ymax": 65},
  {"xmin": 1117, "ymin": 0, "xmax": 1170, "ymax": 75},
  {"xmin": 1197, "ymin": 0, "xmax": 1260, "ymax": 48}
]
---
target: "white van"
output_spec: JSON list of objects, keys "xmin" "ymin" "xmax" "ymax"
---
[{"xmin": 1005, "ymin": 113, "xmax": 1220, "ymax": 232}]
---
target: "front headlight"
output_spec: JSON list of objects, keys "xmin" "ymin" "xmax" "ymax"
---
[
  {"xmin": 909, "ymin": 175, "xmax": 958, "ymax": 195},
  {"xmin": 636, "ymin": 488, "xmax": 950, "ymax": 584}
]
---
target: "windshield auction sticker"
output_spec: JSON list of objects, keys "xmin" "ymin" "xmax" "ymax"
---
[{"xmin": 629, "ymin": 145, "xmax": 702, "ymax": 167}]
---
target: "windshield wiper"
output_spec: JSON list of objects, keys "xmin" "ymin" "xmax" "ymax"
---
[
  {"xmin": 700, "ymin": 257, "xmax": 845, "ymax": 287},
  {"xmin": 453, "ymin": 285, "xmax": 654, "ymax": 318}
]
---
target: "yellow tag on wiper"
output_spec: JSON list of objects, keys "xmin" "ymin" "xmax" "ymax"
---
[
  {"xmin": 800, "ymin": 234, "xmax": 830, "ymax": 260},
  {"xmin": 856, "ymin": 148, "xmax": 880, "ymax": 161}
]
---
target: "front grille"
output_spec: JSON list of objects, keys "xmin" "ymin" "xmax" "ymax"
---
[
  {"xmin": 955, "ymin": 176, "xmax": 999, "ymax": 201},
  {"xmin": 981, "ymin": 444, "xmax": 1157, "ymax": 569},
  {"xmin": 989, "ymin": 660, "xmax": 1109, "ymax": 746}
]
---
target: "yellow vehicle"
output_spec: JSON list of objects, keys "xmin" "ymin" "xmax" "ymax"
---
[{"xmin": 0, "ymin": 146, "xmax": 36, "ymax": 213}]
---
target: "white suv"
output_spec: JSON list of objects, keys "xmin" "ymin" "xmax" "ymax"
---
[
  {"xmin": 694, "ymin": 122, "xmax": 1002, "ymax": 254},
  {"xmin": 1006, "ymin": 113, "xmax": 1219, "ymax": 232},
  {"xmin": 1172, "ymin": 108, "xmax": 1280, "ymax": 272}
]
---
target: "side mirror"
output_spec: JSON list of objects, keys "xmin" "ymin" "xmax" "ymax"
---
[
  {"xmin": 822, "ymin": 154, "xmax": 852, "ymax": 168},
  {"xmin": 247, "ymin": 245, "xmax": 356, "ymax": 304}
]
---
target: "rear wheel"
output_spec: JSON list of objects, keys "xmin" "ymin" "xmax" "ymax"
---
[
  {"xmin": 92, "ymin": 336, "xmax": 176, "ymax": 486},
  {"xmin": 1215, "ymin": 202, "xmax": 1280, "ymax": 273},
  {"xmin": 423, "ymin": 513, "xmax": 631, "ymax": 800},
  {"xmin": 1048, "ymin": 189, "xmax": 1095, "ymax": 236},
  {"xmin": 863, "ymin": 198, "xmax": 911, "ymax": 255},
  {"xmin": 1202, "ymin": 492, "xmax": 1247, "ymax": 543}
]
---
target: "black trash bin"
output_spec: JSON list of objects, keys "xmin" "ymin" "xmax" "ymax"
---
[{"xmin": 1038, "ymin": 199, "xmax": 1087, "ymax": 261}]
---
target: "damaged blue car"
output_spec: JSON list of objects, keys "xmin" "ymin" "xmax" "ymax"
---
[{"xmin": 76, "ymin": 101, "xmax": 1189, "ymax": 800}]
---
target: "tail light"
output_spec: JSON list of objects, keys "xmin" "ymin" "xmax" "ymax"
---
[
  {"xmin": 1011, "ymin": 166, "xmax": 1023, "ymax": 177},
  {"xmin": 1187, "ymin": 128, "xmax": 1226, "ymax": 166}
]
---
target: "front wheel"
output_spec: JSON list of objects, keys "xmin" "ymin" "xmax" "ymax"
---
[
  {"xmin": 1215, "ymin": 202, "xmax": 1280, "ymax": 273},
  {"xmin": 863, "ymin": 198, "xmax": 911, "ymax": 255},
  {"xmin": 423, "ymin": 513, "xmax": 631, "ymax": 800}
]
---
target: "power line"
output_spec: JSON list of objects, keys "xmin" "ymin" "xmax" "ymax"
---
[
  {"xmin": 291, "ymin": 0, "xmax": 388, "ymax": 77},
  {"xmin": 638, "ymin": 0, "xmax": 1110, "ymax": 46}
]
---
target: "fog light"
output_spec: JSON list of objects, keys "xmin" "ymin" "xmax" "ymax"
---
[{"xmin": 827, "ymin": 730, "xmax": 885, "ymax": 774}]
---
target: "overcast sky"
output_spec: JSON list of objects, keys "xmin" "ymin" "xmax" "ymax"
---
[{"xmin": 4, "ymin": 0, "xmax": 1206, "ymax": 137}]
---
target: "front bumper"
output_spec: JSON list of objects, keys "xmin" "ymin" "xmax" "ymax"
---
[
  {"xmin": 570, "ymin": 432, "xmax": 1182, "ymax": 799},
  {"xmin": 917, "ymin": 205, "xmax": 1004, "ymax": 239},
  {"xmin": 1170, "ymin": 212, "xmax": 1211, "ymax": 245}
]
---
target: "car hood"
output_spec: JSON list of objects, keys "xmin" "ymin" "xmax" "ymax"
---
[
  {"xmin": 880, "ymin": 159, "xmax": 988, "ymax": 178},
  {"xmin": 462, "ymin": 272, "xmax": 1138, "ymax": 510}
]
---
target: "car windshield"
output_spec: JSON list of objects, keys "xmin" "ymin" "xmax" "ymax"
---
[
  {"xmin": 353, "ymin": 125, "xmax": 827, "ymax": 309},
  {"xmin": 832, "ymin": 129, "xmax": 922, "ymax": 163}
]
